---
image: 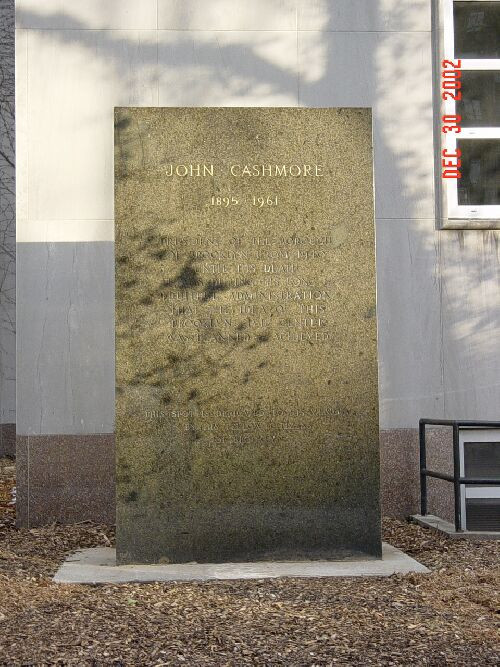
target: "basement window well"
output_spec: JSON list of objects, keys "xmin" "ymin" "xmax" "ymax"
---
[{"xmin": 460, "ymin": 429, "xmax": 500, "ymax": 531}]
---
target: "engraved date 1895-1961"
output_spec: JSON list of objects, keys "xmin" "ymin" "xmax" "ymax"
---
[
  {"xmin": 211, "ymin": 195, "xmax": 278, "ymax": 208},
  {"xmin": 441, "ymin": 58, "xmax": 462, "ymax": 179}
]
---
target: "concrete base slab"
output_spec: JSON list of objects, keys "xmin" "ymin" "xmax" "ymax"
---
[
  {"xmin": 53, "ymin": 543, "xmax": 428, "ymax": 584},
  {"xmin": 412, "ymin": 514, "xmax": 500, "ymax": 541}
]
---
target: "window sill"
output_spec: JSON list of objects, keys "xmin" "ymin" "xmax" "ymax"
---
[{"xmin": 440, "ymin": 218, "xmax": 500, "ymax": 230}]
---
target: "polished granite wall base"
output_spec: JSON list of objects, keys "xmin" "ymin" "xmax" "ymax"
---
[
  {"xmin": 379, "ymin": 429, "xmax": 419, "ymax": 518},
  {"xmin": 16, "ymin": 434, "xmax": 115, "ymax": 527},
  {"xmin": 380, "ymin": 427, "xmax": 455, "ymax": 523},
  {"xmin": 0, "ymin": 424, "xmax": 15, "ymax": 457},
  {"xmin": 14, "ymin": 428, "xmax": 455, "ymax": 528}
]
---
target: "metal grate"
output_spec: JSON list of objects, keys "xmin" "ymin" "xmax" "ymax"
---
[
  {"xmin": 466, "ymin": 499, "xmax": 500, "ymax": 531},
  {"xmin": 464, "ymin": 441, "xmax": 500, "ymax": 479}
]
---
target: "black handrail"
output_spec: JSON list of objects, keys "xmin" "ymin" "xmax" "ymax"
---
[{"xmin": 419, "ymin": 418, "xmax": 500, "ymax": 532}]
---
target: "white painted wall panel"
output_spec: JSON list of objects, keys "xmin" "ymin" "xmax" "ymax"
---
[
  {"xmin": 298, "ymin": 30, "xmax": 435, "ymax": 220},
  {"xmin": 299, "ymin": 31, "xmax": 377, "ymax": 104},
  {"xmin": 157, "ymin": 31, "xmax": 298, "ymax": 106},
  {"xmin": 25, "ymin": 29, "xmax": 157, "ymax": 225},
  {"xmin": 158, "ymin": 0, "xmax": 297, "ymax": 31},
  {"xmin": 16, "ymin": 0, "xmax": 157, "ymax": 30},
  {"xmin": 156, "ymin": 1, "xmax": 432, "ymax": 33},
  {"xmin": 298, "ymin": 0, "xmax": 432, "ymax": 32},
  {"xmin": 17, "ymin": 12, "xmax": 436, "ymax": 241},
  {"xmin": 14, "ymin": 28, "xmax": 28, "ymax": 226},
  {"xmin": 17, "ymin": 219, "xmax": 114, "ymax": 243}
]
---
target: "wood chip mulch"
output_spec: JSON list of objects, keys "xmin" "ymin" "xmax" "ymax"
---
[{"xmin": 0, "ymin": 457, "xmax": 499, "ymax": 666}]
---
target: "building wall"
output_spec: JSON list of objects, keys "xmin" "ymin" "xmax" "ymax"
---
[{"xmin": 13, "ymin": 0, "xmax": 500, "ymax": 525}]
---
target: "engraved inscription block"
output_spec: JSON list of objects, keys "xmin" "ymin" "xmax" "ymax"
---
[{"xmin": 115, "ymin": 108, "xmax": 380, "ymax": 564}]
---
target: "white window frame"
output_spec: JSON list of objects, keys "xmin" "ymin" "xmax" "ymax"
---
[{"xmin": 439, "ymin": 0, "xmax": 500, "ymax": 229}]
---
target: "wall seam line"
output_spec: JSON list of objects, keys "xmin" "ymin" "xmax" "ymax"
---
[{"xmin": 15, "ymin": 28, "xmax": 432, "ymax": 34}]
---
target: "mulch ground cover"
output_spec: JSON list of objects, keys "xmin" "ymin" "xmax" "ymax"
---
[{"xmin": 0, "ymin": 457, "xmax": 498, "ymax": 666}]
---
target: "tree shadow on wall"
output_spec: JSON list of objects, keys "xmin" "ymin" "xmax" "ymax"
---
[{"xmin": 14, "ymin": 0, "xmax": 500, "ymax": 428}]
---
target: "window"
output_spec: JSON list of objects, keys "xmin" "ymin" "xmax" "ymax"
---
[
  {"xmin": 459, "ymin": 429, "xmax": 500, "ymax": 532},
  {"xmin": 439, "ymin": 1, "xmax": 500, "ymax": 228}
]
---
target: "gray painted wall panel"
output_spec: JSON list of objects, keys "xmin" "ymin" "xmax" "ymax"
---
[
  {"xmin": 440, "ymin": 231, "xmax": 500, "ymax": 420},
  {"xmin": 17, "ymin": 243, "xmax": 114, "ymax": 435},
  {"xmin": 377, "ymin": 219, "xmax": 444, "ymax": 429}
]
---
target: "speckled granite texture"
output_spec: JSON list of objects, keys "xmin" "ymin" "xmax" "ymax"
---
[
  {"xmin": 16, "ymin": 434, "xmax": 115, "ymax": 527},
  {"xmin": 0, "ymin": 424, "xmax": 15, "ymax": 457},
  {"xmin": 379, "ymin": 427, "xmax": 454, "ymax": 522},
  {"xmin": 115, "ymin": 108, "xmax": 380, "ymax": 564}
]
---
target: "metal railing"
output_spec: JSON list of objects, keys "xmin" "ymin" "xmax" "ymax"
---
[{"xmin": 419, "ymin": 418, "xmax": 500, "ymax": 532}]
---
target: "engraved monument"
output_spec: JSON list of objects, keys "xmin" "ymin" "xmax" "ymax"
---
[{"xmin": 115, "ymin": 108, "xmax": 380, "ymax": 564}]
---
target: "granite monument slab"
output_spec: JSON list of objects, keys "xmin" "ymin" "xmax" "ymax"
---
[{"xmin": 115, "ymin": 107, "xmax": 380, "ymax": 564}]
